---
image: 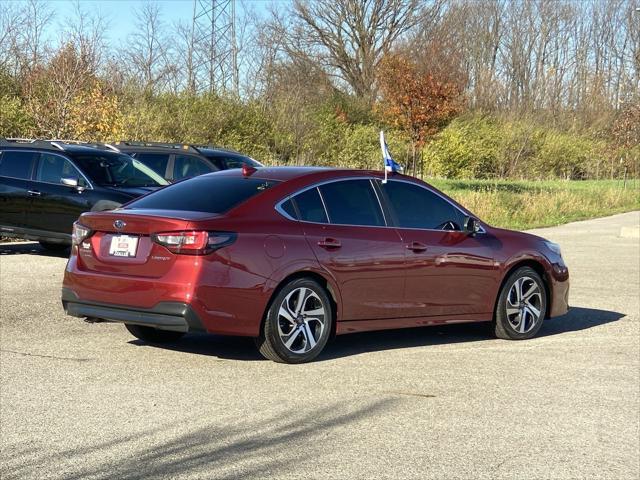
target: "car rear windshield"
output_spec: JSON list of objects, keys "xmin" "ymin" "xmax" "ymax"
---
[
  {"xmin": 70, "ymin": 152, "xmax": 168, "ymax": 187},
  {"xmin": 127, "ymin": 175, "xmax": 280, "ymax": 213}
]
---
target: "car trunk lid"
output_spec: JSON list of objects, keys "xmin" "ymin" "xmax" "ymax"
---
[{"xmin": 76, "ymin": 209, "xmax": 216, "ymax": 277}]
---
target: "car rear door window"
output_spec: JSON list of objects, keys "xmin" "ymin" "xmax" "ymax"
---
[
  {"xmin": 36, "ymin": 153, "xmax": 86, "ymax": 186},
  {"xmin": 173, "ymin": 155, "xmax": 213, "ymax": 180},
  {"xmin": 292, "ymin": 188, "xmax": 328, "ymax": 223},
  {"xmin": 318, "ymin": 179, "xmax": 384, "ymax": 226},
  {"xmin": 129, "ymin": 176, "xmax": 279, "ymax": 213},
  {"xmin": 133, "ymin": 153, "xmax": 170, "ymax": 177},
  {"xmin": 0, "ymin": 150, "xmax": 38, "ymax": 179},
  {"xmin": 280, "ymin": 199, "xmax": 297, "ymax": 219},
  {"xmin": 381, "ymin": 181, "xmax": 464, "ymax": 230}
]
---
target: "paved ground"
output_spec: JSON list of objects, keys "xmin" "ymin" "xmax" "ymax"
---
[{"xmin": 1, "ymin": 211, "xmax": 639, "ymax": 480}]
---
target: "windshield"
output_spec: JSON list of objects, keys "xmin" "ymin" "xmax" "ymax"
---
[{"xmin": 71, "ymin": 153, "xmax": 169, "ymax": 187}]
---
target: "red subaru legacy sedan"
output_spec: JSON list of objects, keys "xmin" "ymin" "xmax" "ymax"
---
[{"xmin": 62, "ymin": 167, "xmax": 569, "ymax": 363}]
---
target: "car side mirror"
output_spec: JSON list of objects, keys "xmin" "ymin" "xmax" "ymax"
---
[
  {"xmin": 61, "ymin": 177, "xmax": 84, "ymax": 192},
  {"xmin": 463, "ymin": 216, "xmax": 481, "ymax": 235}
]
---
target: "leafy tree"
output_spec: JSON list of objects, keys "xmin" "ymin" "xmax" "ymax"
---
[{"xmin": 378, "ymin": 52, "xmax": 463, "ymax": 175}]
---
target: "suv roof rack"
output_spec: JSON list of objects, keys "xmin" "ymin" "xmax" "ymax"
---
[
  {"xmin": 115, "ymin": 141, "xmax": 199, "ymax": 154},
  {"xmin": 46, "ymin": 139, "xmax": 121, "ymax": 153},
  {"xmin": 1, "ymin": 138, "xmax": 123, "ymax": 153},
  {"xmin": 1, "ymin": 138, "xmax": 66, "ymax": 151}
]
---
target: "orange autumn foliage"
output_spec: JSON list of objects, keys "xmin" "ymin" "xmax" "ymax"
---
[{"xmin": 378, "ymin": 53, "xmax": 464, "ymax": 148}]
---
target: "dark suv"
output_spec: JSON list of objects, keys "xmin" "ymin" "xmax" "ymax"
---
[
  {"xmin": 113, "ymin": 142, "xmax": 263, "ymax": 182},
  {"xmin": 0, "ymin": 139, "xmax": 168, "ymax": 250}
]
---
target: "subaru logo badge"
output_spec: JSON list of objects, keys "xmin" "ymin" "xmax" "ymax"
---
[{"xmin": 113, "ymin": 220, "xmax": 126, "ymax": 230}]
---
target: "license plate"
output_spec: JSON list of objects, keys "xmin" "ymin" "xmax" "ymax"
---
[{"xmin": 109, "ymin": 235, "xmax": 139, "ymax": 257}]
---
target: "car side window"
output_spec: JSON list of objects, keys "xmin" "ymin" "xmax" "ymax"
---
[
  {"xmin": 223, "ymin": 157, "xmax": 250, "ymax": 169},
  {"xmin": 173, "ymin": 155, "xmax": 213, "ymax": 180},
  {"xmin": 0, "ymin": 150, "xmax": 38, "ymax": 179},
  {"xmin": 205, "ymin": 157, "xmax": 224, "ymax": 170},
  {"xmin": 292, "ymin": 188, "xmax": 328, "ymax": 223},
  {"xmin": 381, "ymin": 181, "xmax": 464, "ymax": 230},
  {"xmin": 36, "ymin": 153, "xmax": 86, "ymax": 186},
  {"xmin": 280, "ymin": 199, "xmax": 297, "ymax": 219},
  {"xmin": 133, "ymin": 153, "xmax": 170, "ymax": 177},
  {"xmin": 319, "ymin": 179, "xmax": 385, "ymax": 227}
]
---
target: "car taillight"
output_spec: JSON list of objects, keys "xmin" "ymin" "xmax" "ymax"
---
[
  {"xmin": 72, "ymin": 222, "xmax": 92, "ymax": 246},
  {"xmin": 152, "ymin": 231, "xmax": 236, "ymax": 255}
]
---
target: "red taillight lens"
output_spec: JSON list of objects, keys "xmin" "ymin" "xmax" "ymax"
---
[
  {"xmin": 152, "ymin": 231, "xmax": 236, "ymax": 255},
  {"xmin": 72, "ymin": 222, "xmax": 92, "ymax": 246}
]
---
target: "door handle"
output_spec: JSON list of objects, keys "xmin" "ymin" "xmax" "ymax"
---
[
  {"xmin": 318, "ymin": 238, "xmax": 341, "ymax": 249},
  {"xmin": 406, "ymin": 241, "xmax": 428, "ymax": 252},
  {"xmin": 27, "ymin": 190, "xmax": 42, "ymax": 196}
]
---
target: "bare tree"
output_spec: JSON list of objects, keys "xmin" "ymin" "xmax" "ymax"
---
[
  {"xmin": 271, "ymin": 0, "xmax": 432, "ymax": 104},
  {"xmin": 121, "ymin": 1, "xmax": 175, "ymax": 93}
]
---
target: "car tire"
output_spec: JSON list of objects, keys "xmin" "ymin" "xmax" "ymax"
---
[
  {"xmin": 255, "ymin": 278, "xmax": 333, "ymax": 364},
  {"xmin": 38, "ymin": 241, "xmax": 69, "ymax": 252},
  {"xmin": 125, "ymin": 324, "xmax": 185, "ymax": 343},
  {"xmin": 494, "ymin": 267, "xmax": 547, "ymax": 340}
]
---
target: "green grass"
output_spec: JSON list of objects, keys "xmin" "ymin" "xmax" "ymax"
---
[{"xmin": 430, "ymin": 178, "xmax": 640, "ymax": 230}]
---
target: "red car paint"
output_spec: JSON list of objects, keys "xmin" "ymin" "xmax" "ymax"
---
[{"xmin": 62, "ymin": 168, "xmax": 569, "ymax": 337}]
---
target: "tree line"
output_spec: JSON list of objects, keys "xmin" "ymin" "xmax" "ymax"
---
[{"xmin": 0, "ymin": 0, "xmax": 638, "ymax": 180}]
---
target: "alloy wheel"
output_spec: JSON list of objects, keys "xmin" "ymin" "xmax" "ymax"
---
[
  {"xmin": 506, "ymin": 276, "xmax": 543, "ymax": 334},
  {"xmin": 277, "ymin": 287, "xmax": 326, "ymax": 354}
]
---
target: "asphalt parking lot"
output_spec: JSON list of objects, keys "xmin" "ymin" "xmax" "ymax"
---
[{"xmin": 1, "ymin": 211, "xmax": 639, "ymax": 480}]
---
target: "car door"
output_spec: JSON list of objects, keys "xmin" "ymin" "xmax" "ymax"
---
[
  {"xmin": 28, "ymin": 152, "xmax": 94, "ymax": 235},
  {"xmin": 172, "ymin": 154, "xmax": 215, "ymax": 180},
  {"xmin": 291, "ymin": 178, "xmax": 406, "ymax": 321},
  {"xmin": 378, "ymin": 179, "xmax": 499, "ymax": 317},
  {"xmin": 0, "ymin": 150, "xmax": 39, "ymax": 230}
]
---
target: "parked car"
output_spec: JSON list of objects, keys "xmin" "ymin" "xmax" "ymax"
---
[
  {"xmin": 113, "ymin": 141, "xmax": 263, "ymax": 182},
  {"xmin": 0, "ymin": 139, "xmax": 168, "ymax": 250},
  {"xmin": 62, "ymin": 167, "xmax": 569, "ymax": 363}
]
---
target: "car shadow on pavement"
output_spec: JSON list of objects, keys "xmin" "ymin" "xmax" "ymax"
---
[
  {"xmin": 0, "ymin": 398, "xmax": 401, "ymax": 480},
  {"xmin": 132, "ymin": 306, "xmax": 624, "ymax": 362},
  {"xmin": 0, "ymin": 241, "xmax": 70, "ymax": 258}
]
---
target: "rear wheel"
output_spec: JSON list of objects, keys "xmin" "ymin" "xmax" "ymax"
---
[
  {"xmin": 125, "ymin": 324, "xmax": 185, "ymax": 343},
  {"xmin": 38, "ymin": 241, "xmax": 69, "ymax": 252},
  {"xmin": 255, "ymin": 278, "xmax": 333, "ymax": 364},
  {"xmin": 494, "ymin": 267, "xmax": 547, "ymax": 340}
]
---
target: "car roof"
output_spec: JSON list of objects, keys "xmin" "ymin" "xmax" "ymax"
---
[
  {"xmin": 0, "ymin": 143, "xmax": 123, "ymax": 156},
  {"xmin": 114, "ymin": 145, "xmax": 195, "ymax": 154},
  {"xmin": 196, "ymin": 147, "xmax": 247, "ymax": 158},
  {"xmin": 207, "ymin": 166, "xmax": 389, "ymax": 182}
]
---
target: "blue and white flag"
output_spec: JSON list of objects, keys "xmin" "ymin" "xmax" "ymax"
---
[{"xmin": 379, "ymin": 130, "xmax": 403, "ymax": 183}]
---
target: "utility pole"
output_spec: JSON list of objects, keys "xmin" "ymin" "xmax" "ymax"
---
[{"xmin": 191, "ymin": 0, "xmax": 238, "ymax": 95}]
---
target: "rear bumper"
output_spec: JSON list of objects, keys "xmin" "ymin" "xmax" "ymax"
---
[{"xmin": 62, "ymin": 288, "xmax": 205, "ymax": 332}]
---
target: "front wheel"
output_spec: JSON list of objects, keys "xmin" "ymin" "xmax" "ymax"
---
[
  {"xmin": 255, "ymin": 278, "xmax": 333, "ymax": 364},
  {"xmin": 494, "ymin": 267, "xmax": 547, "ymax": 340},
  {"xmin": 125, "ymin": 324, "xmax": 185, "ymax": 343}
]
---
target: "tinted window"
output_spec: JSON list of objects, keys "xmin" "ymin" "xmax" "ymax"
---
[
  {"xmin": 382, "ymin": 181, "xmax": 463, "ymax": 230},
  {"xmin": 36, "ymin": 153, "xmax": 86, "ymax": 186},
  {"xmin": 319, "ymin": 180, "xmax": 384, "ymax": 226},
  {"xmin": 293, "ymin": 188, "xmax": 328, "ymax": 223},
  {"xmin": 134, "ymin": 153, "xmax": 170, "ymax": 177},
  {"xmin": 207, "ymin": 157, "xmax": 224, "ymax": 170},
  {"xmin": 280, "ymin": 199, "xmax": 297, "ymax": 219},
  {"xmin": 129, "ymin": 176, "xmax": 279, "ymax": 213},
  {"xmin": 173, "ymin": 155, "xmax": 214, "ymax": 180},
  {"xmin": 0, "ymin": 150, "xmax": 37, "ymax": 179},
  {"xmin": 223, "ymin": 156, "xmax": 260, "ymax": 169},
  {"xmin": 71, "ymin": 153, "xmax": 168, "ymax": 187}
]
